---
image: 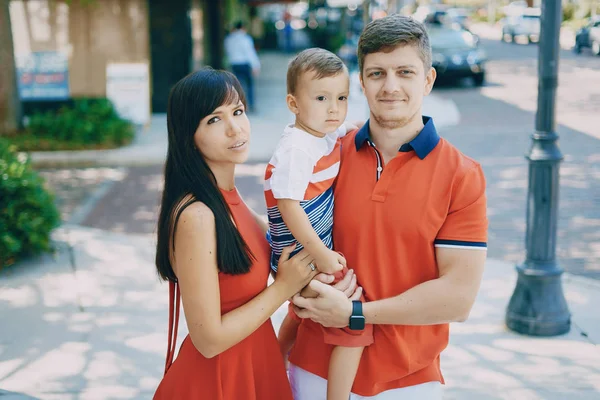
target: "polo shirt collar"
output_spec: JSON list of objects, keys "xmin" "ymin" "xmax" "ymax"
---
[{"xmin": 354, "ymin": 116, "xmax": 440, "ymax": 160}]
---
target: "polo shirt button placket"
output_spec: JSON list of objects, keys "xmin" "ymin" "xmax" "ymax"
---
[
  {"xmin": 370, "ymin": 145, "xmax": 387, "ymax": 202},
  {"xmin": 371, "ymin": 153, "xmax": 413, "ymax": 203}
]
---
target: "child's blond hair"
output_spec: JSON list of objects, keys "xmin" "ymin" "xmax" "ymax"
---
[{"xmin": 286, "ymin": 48, "xmax": 347, "ymax": 95}]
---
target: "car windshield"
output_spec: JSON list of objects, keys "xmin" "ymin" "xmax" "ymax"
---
[{"xmin": 430, "ymin": 29, "xmax": 475, "ymax": 49}]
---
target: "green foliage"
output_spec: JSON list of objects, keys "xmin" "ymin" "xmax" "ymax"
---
[
  {"xmin": 307, "ymin": 25, "xmax": 346, "ymax": 54},
  {"xmin": 562, "ymin": 3, "xmax": 576, "ymax": 21},
  {"xmin": 0, "ymin": 139, "xmax": 60, "ymax": 268},
  {"xmin": 16, "ymin": 98, "xmax": 135, "ymax": 151},
  {"xmin": 471, "ymin": 9, "xmax": 505, "ymax": 24},
  {"xmin": 64, "ymin": 0, "xmax": 97, "ymax": 6},
  {"xmin": 562, "ymin": 17, "xmax": 592, "ymax": 31}
]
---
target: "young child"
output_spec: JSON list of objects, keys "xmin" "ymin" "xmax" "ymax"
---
[{"xmin": 264, "ymin": 48, "xmax": 373, "ymax": 400}]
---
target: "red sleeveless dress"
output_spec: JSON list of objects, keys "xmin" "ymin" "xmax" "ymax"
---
[{"xmin": 154, "ymin": 188, "xmax": 293, "ymax": 400}]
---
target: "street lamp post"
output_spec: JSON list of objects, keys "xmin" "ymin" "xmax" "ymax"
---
[{"xmin": 505, "ymin": 0, "xmax": 571, "ymax": 336}]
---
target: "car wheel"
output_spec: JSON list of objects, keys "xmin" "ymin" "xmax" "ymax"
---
[
  {"xmin": 573, "ymin": 41, "xmax": 582, "ymax": 54},
  {"xmin": 473, "ymin": 73, "xmax": 485, "ymax": 87},
  {"xmin": 511, "ymin": 34, "xmax": 517, "ymax": 44},
  {"xmin": 593, "ymin": 40, "xmax": 600, "ymax": 56}
]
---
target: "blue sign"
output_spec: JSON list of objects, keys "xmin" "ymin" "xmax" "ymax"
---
[{"xmin": 16, "ymin": 52, "xmax": 70, "ymax": 101}]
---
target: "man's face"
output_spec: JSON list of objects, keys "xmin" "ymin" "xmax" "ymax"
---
[{"xmin": 360, "ymin": 44, "xmax": 436, "ymax": 129}]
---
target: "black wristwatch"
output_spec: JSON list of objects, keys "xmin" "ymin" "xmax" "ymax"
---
[{"xmin": 349, "ymin": 300, "xmax": 365, "ymax": 330}]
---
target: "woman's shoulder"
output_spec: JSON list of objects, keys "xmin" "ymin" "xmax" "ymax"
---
[{"xmin": 175, "ymin": 197, "xmax": 215, "ymax": 232}]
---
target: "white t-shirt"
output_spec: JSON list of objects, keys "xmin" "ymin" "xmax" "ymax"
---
[{"xmin": 268, "ymin": 123, "xmax": 347, "ymax": 201}]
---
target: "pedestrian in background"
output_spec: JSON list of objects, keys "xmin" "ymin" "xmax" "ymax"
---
[{"xmin": 225, "ymin": 21, "xmax": 260, "ymax": 113}]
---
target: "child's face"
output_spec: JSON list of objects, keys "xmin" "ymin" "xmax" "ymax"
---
[{"xmin": 289, "ymin": 70, "xmax": 350, "ymax": 136}]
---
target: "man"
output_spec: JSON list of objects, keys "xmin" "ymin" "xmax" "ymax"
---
[
  {"xmin": 287, "ymin": 15, "xmax": 488, "ymax": 399},
  {"xmin": 224, "ymin": 21, "xmax": 260, "ymax": 112}
]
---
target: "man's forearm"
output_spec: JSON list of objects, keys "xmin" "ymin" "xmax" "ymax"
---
[{"xmin": 363, "ymin": 276, "xmax": 475, "ymax": 326}]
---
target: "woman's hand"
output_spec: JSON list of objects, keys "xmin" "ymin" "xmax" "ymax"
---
[{"xmin": 275, "ymin": 244, "xmax": 318, "ymax": 296}]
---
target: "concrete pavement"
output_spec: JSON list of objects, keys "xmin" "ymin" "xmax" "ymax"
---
[
  {"xmin": 7, "ymin": 50, "xmax": 599, "ymax": 399},
  {"xmin": 0, "ymin": 225, "xmax": 599, "ymax": 399},
  {"xmin": 469, "ymin": 22, "xmax": 577, "ymax": 50}
]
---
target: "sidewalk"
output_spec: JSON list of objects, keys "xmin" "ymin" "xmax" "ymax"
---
[
  {"xmin": 29, "ymin": 51, "xmax": 459, "ymax": 168},
  {"xmin": 0, "ymin": 224, "xmax": 599, "ymax": 399},
  {"xmin": 470, "ymin": 22, "xmax": 577, "ymax": 49}
]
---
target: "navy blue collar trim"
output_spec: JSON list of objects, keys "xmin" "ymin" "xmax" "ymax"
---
[{"xmin": 354, "ymin": 116, "xmax": 440, "ymax": 159}]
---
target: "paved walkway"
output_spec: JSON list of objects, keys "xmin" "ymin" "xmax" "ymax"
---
[
  {"xmin": 0, "ymin": 225, "xmax": 598, "ymax": 399},
  {"xmin": 5, "ymin": 51, "xmax": 598, "ymax": 399}
]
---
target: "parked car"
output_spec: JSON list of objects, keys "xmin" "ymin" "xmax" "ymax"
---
[
  {"xmin": 501, "ymin": 8, "xmax": 541, "ymax": 44},
  {"xmin": 429, "ymin": 27, "xmax": 486, "ymax": 86},
  {"xmin": 413, "ymin": 5, "xmax": 449, "ymax": 24},
  {"xmin": 574, "ymin": 16, "xmax": 600, "ymax": 55},
  {"xmin": 446, "ymin": 8, "xmax": 472, "ymax": 30}
]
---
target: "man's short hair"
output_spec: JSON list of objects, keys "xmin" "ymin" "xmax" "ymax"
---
[
  {"xmin": 358, "ymin": 15, "xmax": 432, "ymax": 74},
  {"xmin": 286, "ymin": 48, "xmax": 347, "ymax": 95}
]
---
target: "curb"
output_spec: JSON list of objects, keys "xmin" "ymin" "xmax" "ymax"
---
[
  {"xmin": 27, "ymin": 150, "xmax": 274, "ymax": 169},
  {"xmin": 28, "ymin": 149, "xmax": 167, "ymax": 169}
]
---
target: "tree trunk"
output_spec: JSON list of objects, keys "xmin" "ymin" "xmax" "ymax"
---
[
  {"xmin": 0, "ymin": 0, "xmax": 22, "ymax": 134},
  {"xmin": 526, "ymin": 0, "xmax": 534, "ymax": 7}
]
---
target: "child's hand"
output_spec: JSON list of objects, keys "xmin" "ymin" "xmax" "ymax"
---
[
  {"xmin": 315, "ymin": 249, "xmax": 346, "ymax": 274},
  {"xmin": 345, "ymin": 120, "xmax": 365, "ymax": 133}
]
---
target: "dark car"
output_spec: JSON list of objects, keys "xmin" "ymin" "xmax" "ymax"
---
[
  {"xmin": 429, "ymin": 27, "xmax": 486, "ymax": 86},
  {"xmin": 574, "ymin": 17, "xmax": 600, "ymax": 55}
]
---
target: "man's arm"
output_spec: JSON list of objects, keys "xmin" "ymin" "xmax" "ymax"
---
[
  {"xmin": 293, "ymin": 163, "xmax": 488, "ymax": 327},
  {"xmin": 363, "ymin": 247, "xmax": 486, "ymax": 325},
  {"xmin": 246, "ymin": 35, "xmax": 260, "ymax": 72},
  {"xmin": 292, "ymin": 247, "xmax": 486, "ymax": 327}
]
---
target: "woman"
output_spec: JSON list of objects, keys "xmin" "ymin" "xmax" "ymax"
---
[{"xmin": 153, "ymin": 68, "xmax": 319, "ymax": 399}]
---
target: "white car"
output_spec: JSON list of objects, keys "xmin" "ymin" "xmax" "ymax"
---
[{"xmin": 501, "ymin": 8, "xmax": 541, "ymax": 44}]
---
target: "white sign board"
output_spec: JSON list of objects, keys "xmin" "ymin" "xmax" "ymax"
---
[{"xmin": 106, "ymin": 63, "xmax": 150, "ymax": 125}]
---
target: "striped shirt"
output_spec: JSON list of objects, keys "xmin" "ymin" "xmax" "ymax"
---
[{"xmin": 264, "ymin": 124, "xmax": 345, "ymax": 271}]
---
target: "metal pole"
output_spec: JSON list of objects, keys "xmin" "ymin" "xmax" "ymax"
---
[
  {"xmin": 505, "ymin": 0, "xmax": 570, "ymax": 336},
  {"xmin": 488, "ymin": 0, "xmax": 496, "ymax": 25}
]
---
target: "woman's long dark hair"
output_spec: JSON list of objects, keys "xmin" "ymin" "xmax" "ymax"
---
[{"xmin": 156, "ymin": 68, "xmax": 255, "ymax": 282}]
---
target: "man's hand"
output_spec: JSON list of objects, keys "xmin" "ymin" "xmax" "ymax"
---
[
  {"xmin": 291, "ymin": 280, "xmax": 362, "ymax": 328},
  {"xmin": 300, "ymin": 268, "xmax": 357, "ymax": 298}
]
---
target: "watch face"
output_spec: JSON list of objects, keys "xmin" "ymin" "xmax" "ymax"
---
[{"xmin": 350, "ymin": 316, "xmax": 366, "ymax": 330}]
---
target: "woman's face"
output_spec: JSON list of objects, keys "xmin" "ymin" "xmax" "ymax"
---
[{"xmin": 194, "ymin": 99, "xmax": 250, "ymax": 167}]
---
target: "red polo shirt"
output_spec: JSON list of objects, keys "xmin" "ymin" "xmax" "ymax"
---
[{"xmin": 288, "ymin": 116, "xmax": 488, "ymax": 396}]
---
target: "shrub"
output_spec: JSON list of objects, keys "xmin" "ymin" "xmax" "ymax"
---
[
  {"xmin": 562, "ymin": 3, "xmax": 576, "ymax": 22},
  {"xmin": 0, "ymin": 138, "xmax": 60, "ymax": 268},
  {"xmin": 29, "ymin": 98, "xmax": 135, "ymax": 145},
  {"xmin": 8, "ymin": 98, "xmax": 135, "ymax": 151}
]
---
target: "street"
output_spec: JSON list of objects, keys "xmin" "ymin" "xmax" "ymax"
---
[{"xmin": 42, "ymin": 36, "xmax": 600, "ymax": 279}]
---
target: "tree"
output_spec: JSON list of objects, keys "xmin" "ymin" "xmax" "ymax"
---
[{"xmin": 0, "ymin": 0, "xmax": 22, "ymax": 134}]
